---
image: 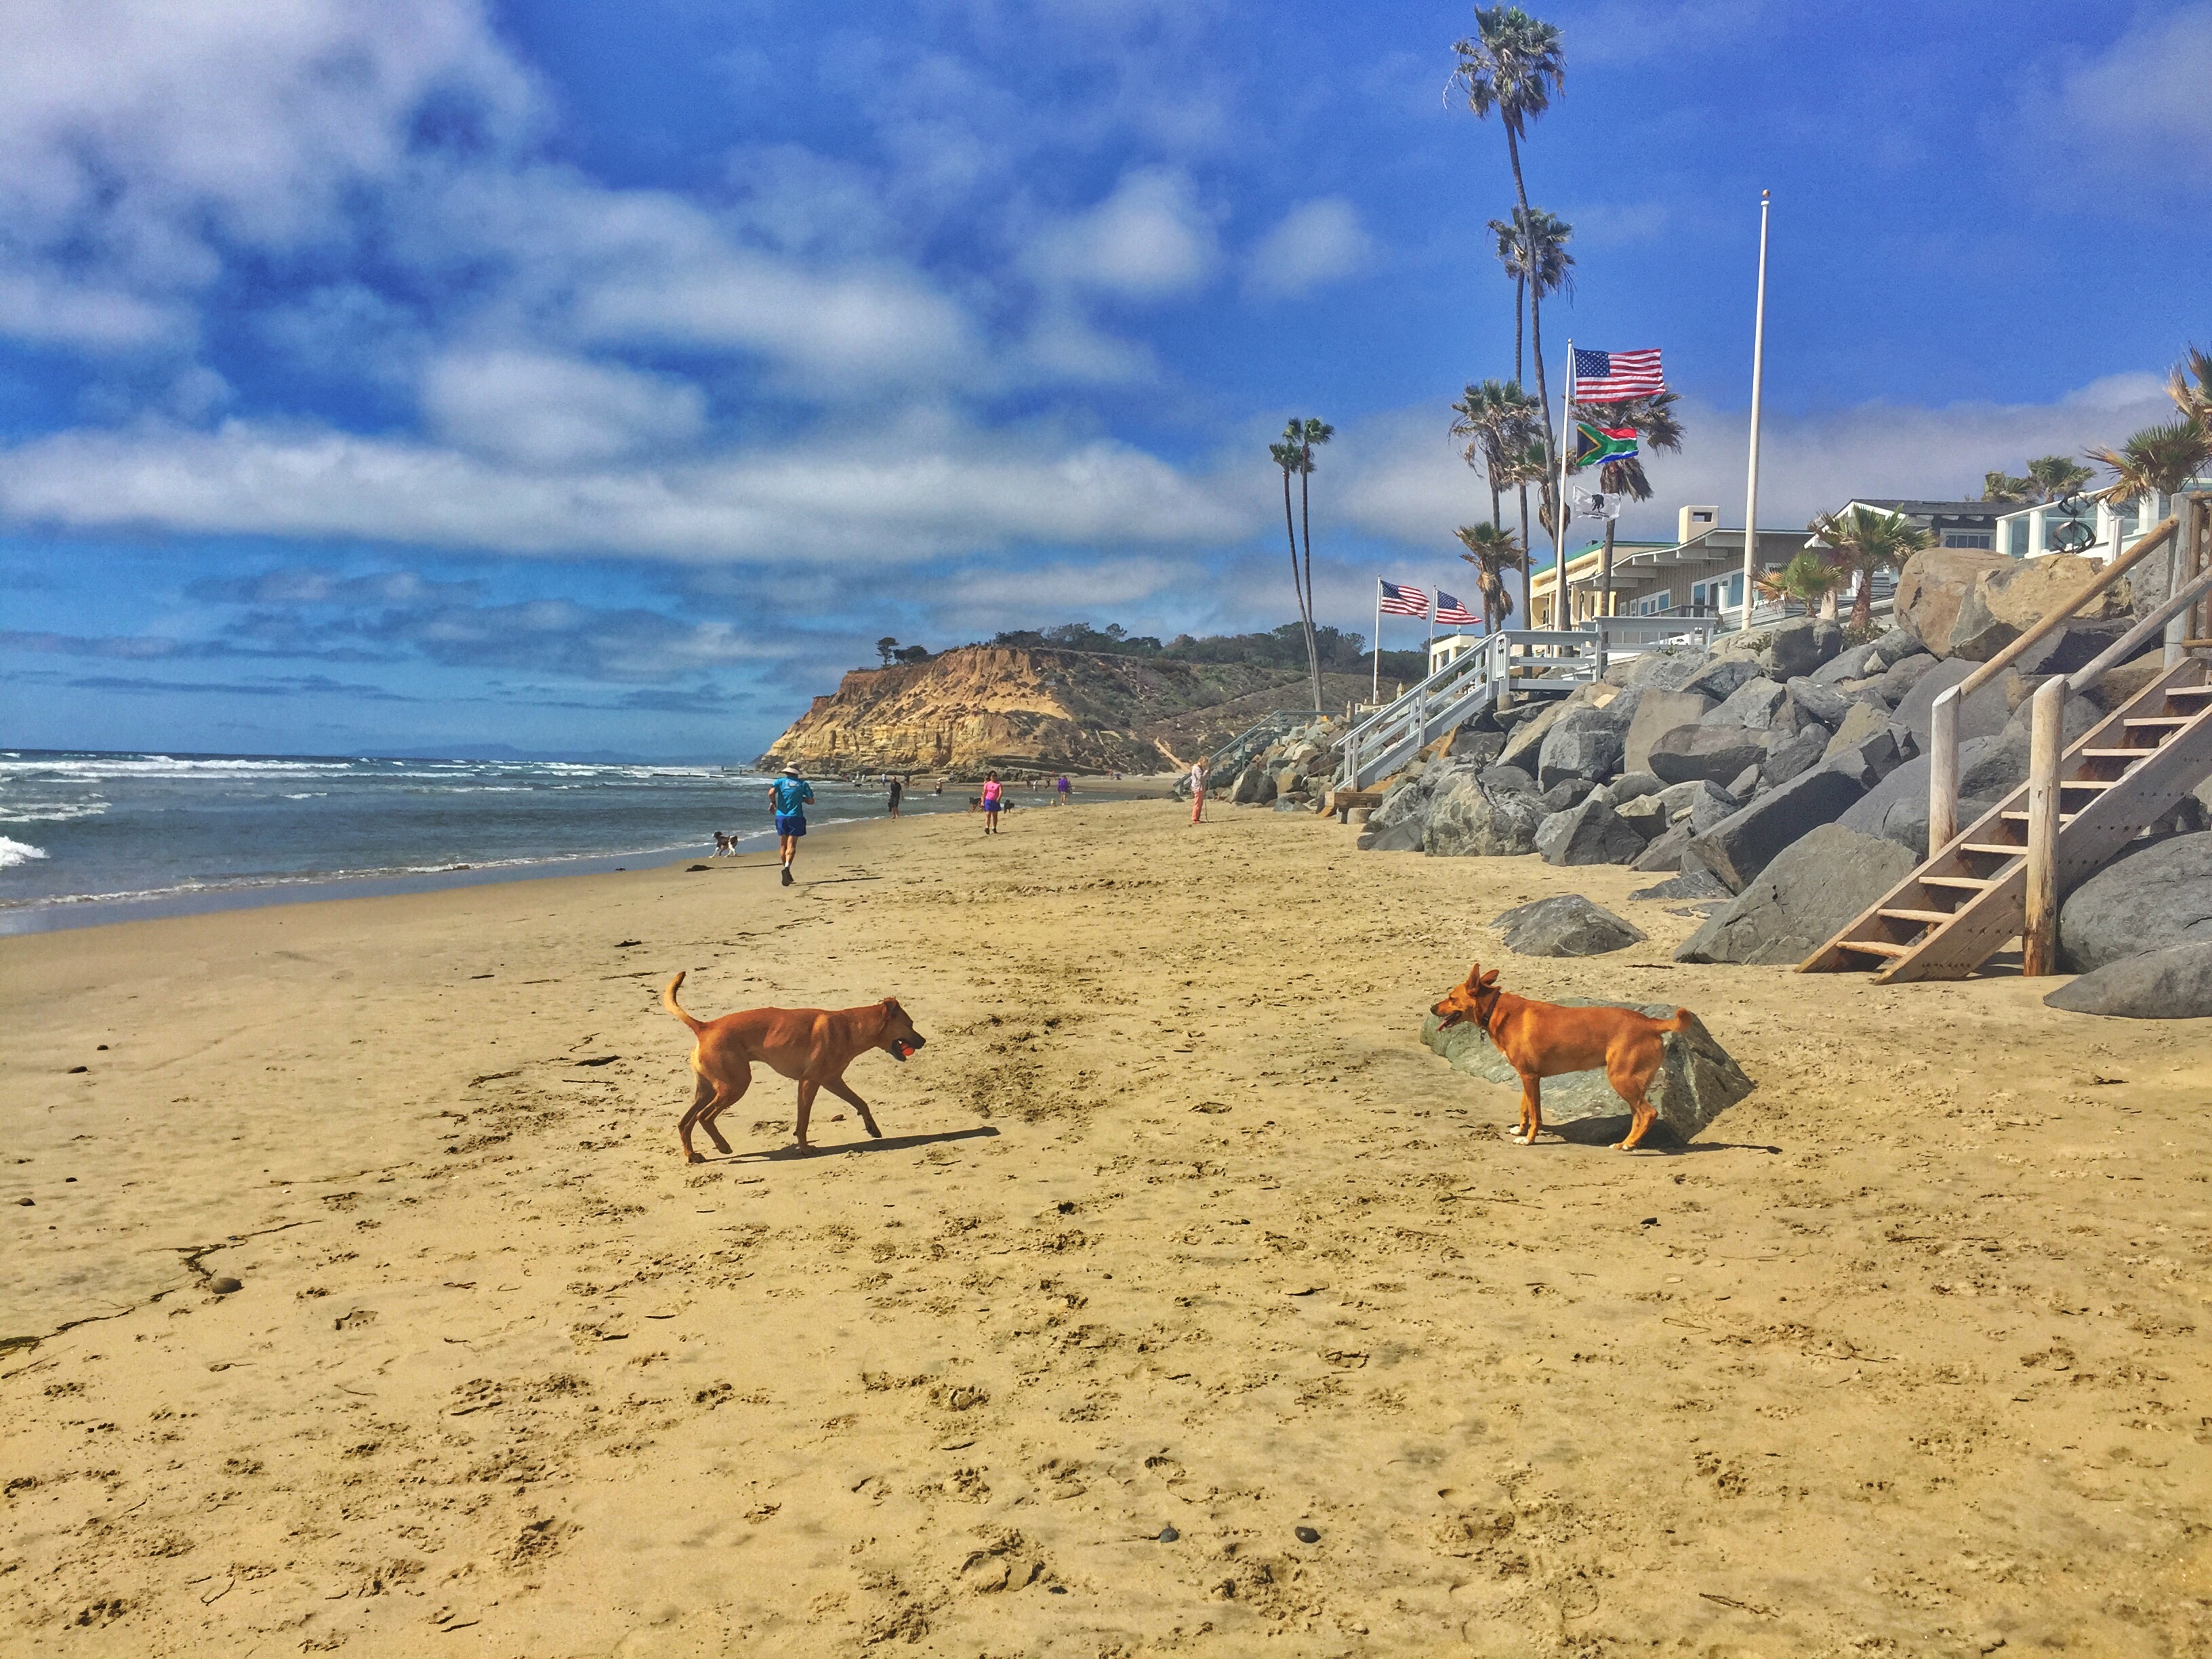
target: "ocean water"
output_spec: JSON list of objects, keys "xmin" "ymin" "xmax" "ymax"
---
[{"xmin": 0, "ymin": 751, "xmax": 986, "ymax": 934}]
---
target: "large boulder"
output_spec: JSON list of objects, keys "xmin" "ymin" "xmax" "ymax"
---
[
  {"xmin": 1536, "ymin": 796, "xmax": 1647, "ymax": 865},
  {"xmin": 1623, "ymin": 689, "xmax": 1716, "ymax": 774},
  {"xmin": 1947, "ymin": 555, "xmax": 2133, "ymax": 663},
  {"xmin": 1811, "ymin": 640, "xmax": 1883, "ymax": 686},
  {"xmin": 1706, "ymin": 677, "xmax": 1789, "ymax": 731},
  {"xmin": 1497, "ymin": 699, "xmax": 1569, "ymax": 772},
  {"xmin": 1677, "ymin": 823, "xmax": 1917, "ymax": 965},
  {"xmin": 1615, "ymin": 793, "xmax": 1670, "ymax": 840},
  {"xmin": 1631, "ymin": 821, "xmax": 1695, "ymax": 872},
  {"xmin": 1607, "ymin": 644, "xmax": 1708, "ymax": 691},
  {"xmin": 1823, "ymin": 699, "xmax": 1897, "ymax": 760},
  {"xmin": 1424, "ymin": 768, "xmax": 1549, "ymax": 857},
  {"xmin": 2045, "ymin": 943, "xmax": 2212, "ymax": 1020},
  {"xmin": 1894, "ymin": 548, "xmax": 2011, "ymax": 655},
  {"xmin": 1492, "ymin": 894, "xmax": 1647, "ymax": 957},
  {"xmin": 1656, "ymin": 777, "xmax": 1740, "ymax": 832},
  {"xmin": 1824, "ymin": 725, "xmax": 1914, "ymax": 792},
  {"xmin": 1681, "ymin": 765, "xmax": 1868, "ymax": 893},
  {"xmin": 1678, "ymin": 657, "xmax": 1764, "ymax": 703},
  {"xmin": 1538, "ymin": 777, "xmax": 1599, "ymax": 813},
  {"xmin": 1891, "ymin": 657, "xmax": 2011, "ymax": 747},
  {"xmin": 1875, "ymin": 651, "xmax": 1940, "ymax": 707},
  {"xmin": 1784, "ymin": 676, "xmax": 1855, "ymax": 729},
  {"xmin": 1761, "ymin": 615, "xmax": 1840, "ymax": 678},
  {"xmin": 1837, "ymin": 745, "xmax": 1996, "ymax": 858},
  {"xmin": 2057, "ymin": 832, "xmax": 2212, "ymax": 972},
  {"xmin": 1418, "ymin": 1004, "xmax": 1755, "ymax": 1143},
  {"xmin": 1536, "ymin": 703, "xmax": 1629, "ymax": 790},
  {"xmin": 1442, "ymin": 726, "xmax": 1506, "ymax": 766},
  {"xmin": 1759, "ymin": 724, "xmax": 1831, "ymax": 788},
  {"xmin": 1612, "ymin": 770, "xmax": 1664, "ymax": 804},
  {"xmin": 1645, "ymin": 724, "xmax": 1767, "ymax": 786}
]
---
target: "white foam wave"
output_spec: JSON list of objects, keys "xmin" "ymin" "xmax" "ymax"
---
[{"xmin": 0, "ymin": 836, "xmax": 50, "ymax": 869}]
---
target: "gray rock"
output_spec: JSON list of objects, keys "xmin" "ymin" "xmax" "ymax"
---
[
  {"xmin": 1497, "ymin": 699, "xmax": 1568, "ymax": 772},
  {"xmin": 1418, "ymin": 1004, "xmax": 1755, "ymax": 1143},
  {"xmin": 1870, "ymin": 626, "xmax": 1923, "ymax": 668},
  {"xmin": 1363, "ymin": 816, "xmax": 1427, "ymax": 853},
  {"xmin": 1708, "ymin": 677, "xmax": 1789, "ymax": 731},
  {"xmin": 2058, "ymin": 832, "xmax": 2212, "ymax": 972},
  {"xmin": 1491, "ymin": 894, "xmax": 1647, "ymax": 957},
  {"xmin": 1891, "ymin": 657, "xmax": 2010, "ymax": 747},
  {"xmin": 1877, "ymin": 652, "xmax": 1941, "ymax": 708},
  {"xmin": 1422, "ymin": 770, "xmax": 1549, "ymax": 857},
  {"xmin": 1822, "ymin": 699, "xmax": 1896, "ymax": 759},
  {"xmin": 1677, "ymin": 657, "xmax": 1764, "ymax": 703},
  {"xmin": 1784, "ymin": 676, "xmax": 1852, "ymax": 729},
  {"xmin": 1611, "ymin": 770, "xmax": 1664, "ymax": 804},
  {"xmin": 1536, "ymin": 797, "xmax": 1647, "ymax": 865},
  {"xmin": 1837, "ymin": 746, "xmax": 1995, "ymax": 859},
  {"xmin": 1725, "ymin": 763, "xmax": 1765, "ymax": 800},
  {"xmin": 1632, "ymin": 822, "xmax": 1695, "ymax": 872},
  {"xmin": 1825, "ymin": 725, "xmax": 1914, "ymax": 792},
  {"xmin": 1761, "ymin": 615, "xmax": 1838, "ymax": 678},
  {"xmin": 1539, "ymin": 777, "xmax": 1599, "ymax": 813},
  {"xmin": 1624, "ymin": 689, "xmax": 1716, "ymax": 774},
  {"xmin": 1442, "ymin": 727, "xmax": 1505, "ymax": 766},
  {"xmin": 1537, "ymin": 704, "xmax": 1629, "ymax": 790},
  {"xmin": 1810, "ymin": 641, "xmax": 1882, "ymax": 686},
  {"xmin": 1605, "ymin": 644, "xmax": 1709, "ymax": 690},
  {"xmin": 1759, "ymin": 725, "xmax": 1831, "ymax": 788},
  {"xmin": 1632, "ymin": 867, "xmax": 1733, "ymax": 901},
  {"xmin": 1681, "ymin": 766, "xmax": 1869, "ymax": 893},
  {"xmin": 1677, "ymin": 823, "xmax": 1917, "ymax": 965},
  {"xmin": 2045, "ymin": 943, "xmax": 2212, "ymax": 1020},
  {"xmin": 1646, "ymin": 724, "xmax": 1767, "ymax": 785},
  {"xmin": 1616, "ymin": 793, "xmax": 1670, "ymax": 840},
  {"xmin": 1273, "ymin": 796, "xmax": 1307, "ymax": 811}
]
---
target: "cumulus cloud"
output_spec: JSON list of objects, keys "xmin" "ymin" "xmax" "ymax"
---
[
  {"xmin": 421, "ymin": 350, "xmax": 707, "ymax": 468},
  {"xmin": 1244, "ymin": 199, "xmax": 1374, "ymax": 300},
  {"xmin": 1027, "ymin": 168, "xmax": 1220, "ymax": 300},
  {"xmin": 2005, "ymin": 5, "xmax": 2212, "ymax": 203}
]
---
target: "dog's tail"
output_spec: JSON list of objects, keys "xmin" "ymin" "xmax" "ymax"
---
[
  {"xmin": 1652, "ymin": 1008, "xmax": 1696, "ymax": 1033},
  {"xmin": 661, "ymin": 971, "xmax": 705, "ymax": 1033}
]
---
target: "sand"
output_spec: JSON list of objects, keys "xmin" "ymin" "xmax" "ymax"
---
[{"xmin": 4, "ymin": 798, "xmax": 2210, "ymax": 1658}]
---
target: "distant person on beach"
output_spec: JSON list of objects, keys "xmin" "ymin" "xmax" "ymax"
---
[
  {"xmin": 1055, "ymin": 775, "xmax": 1070, "ymax": 806},
  {"xmin": 981, "ymin": 771, "xmax": 1003, "ymax": 834},
  {"xmin": 887, "ymin": 776, "xmax": 903, "ymax": 818},
  {"xmin": 770, "ymin": 765, "xmax": 814, "ymax": 885},
  {"xmin": 1189, "ymin": 758, "xmax": 1208, "ymax": 825}
]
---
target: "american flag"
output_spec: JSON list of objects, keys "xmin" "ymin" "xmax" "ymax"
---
[
  {"xmin": 1572, "ymin": 347, "xmax": 1665, "ymax": 403},
  {"xmin": 1378, "ymin": 581, "xmax": 1429, "ymax": 617},
  {"xmin": 1435, "ymin": 591, "xmax": 1479, "ymax": 626}
]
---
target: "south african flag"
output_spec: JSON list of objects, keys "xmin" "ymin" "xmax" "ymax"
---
[{"xmin": 1574, "ymin": 419, "xmax": 1638, "ymax": 467}]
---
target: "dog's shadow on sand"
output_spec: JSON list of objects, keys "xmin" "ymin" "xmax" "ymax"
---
[
  {"xmin": 717, "ymin": 1126, "xmax": 1001, "ymax": 1164},
  {"xmin": 1546, "ymin": 1115, "xmax": 1781, "ymax": 1155}
]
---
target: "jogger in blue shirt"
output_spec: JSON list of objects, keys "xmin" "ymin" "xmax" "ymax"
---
[{"xmin": 770, "ymin": 766, "xmax": 814, "ymax": 886}]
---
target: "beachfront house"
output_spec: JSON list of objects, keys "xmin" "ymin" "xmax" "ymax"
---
[
  {"xmin": 1527, "ymin": 506, "xmax": 1804, "ymax": 628},
  {"xmin": 1990, "ymin": 485, "xmax": 2207, "ymax": 562}
]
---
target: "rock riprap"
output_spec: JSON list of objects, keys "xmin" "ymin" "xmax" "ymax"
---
[
  {"xmin": 1418, "ymin": 1005, "xmax": 1753, "ymax": 1143},
  {"xmin": 1677, "ymin": 824, "xmax": 1917, "ymax": 965},
  {"xmin": 2044, "ymin": 943, "xmax": 2212, "ymax": 1020},
  {"xmin": 1490, "ymin": 895, "xmax": 1646, "ymax": 957}
]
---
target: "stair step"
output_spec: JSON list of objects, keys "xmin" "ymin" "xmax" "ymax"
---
[
  {"xmin": 2078, "ymin": 747, "xmax": 2156, "ymax": 760},
  {"xmin": 2125, "ymin": 716, "xmax": 2192, "ymax": 730},
  {"xmin": 1836, "ymin": 939, "xmax": 1915, "ymax": 959},
  {"xmin": 1878, "ymin": 908, "xmax": 1956, "ymax": 925},
  {"xmin": 2167, "ymin": 684, "xmax": 2212, "ymax": 699},
  {"xmin": 1923, "ymin": 875, "xmax": 1994, "ymax": 891},
  {"xmin": 1963, "ymin": 840, "xmax": 2028, "ymax": 855},
  {"xmin": 1996, "ymin": 813, "xmax": 2077, "ymax": 827},
  {"xmin": 2060, "ymin": 779, "xmax": 2114, "ymax": 792}
]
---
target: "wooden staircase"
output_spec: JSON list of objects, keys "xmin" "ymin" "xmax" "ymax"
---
[{"xmin": 1799, "ymin": 659, "xmax": 2212, "ymax": 982}]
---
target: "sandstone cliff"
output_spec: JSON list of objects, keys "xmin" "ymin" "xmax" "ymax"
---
[{"xmin": 758, "ymin": 645, "xmax": 1368, "ymax": 775}]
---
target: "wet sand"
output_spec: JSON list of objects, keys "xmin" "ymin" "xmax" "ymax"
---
[{"xmin": 4, "ymin": 796, "xmax": 2209, "ymax": 1657}]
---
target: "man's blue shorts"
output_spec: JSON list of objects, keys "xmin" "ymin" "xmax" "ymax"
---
[{"xmin": 775, "ymin": 813, "xmax": 806, "ymax": 838}]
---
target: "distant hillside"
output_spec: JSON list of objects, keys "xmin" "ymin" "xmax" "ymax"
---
[{"xmin": 758, "ymin": 644, "xmax": 1381, "ymax": 775}]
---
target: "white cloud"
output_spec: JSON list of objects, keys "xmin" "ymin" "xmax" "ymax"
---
[
  {"xmin": 422, "ymin": 350, "xmax": 707, "ymax": 468},
  {"xmin": 1244, "ymin": 198, "xmax": 1374, "ymax": 300},
  {"xmin": 932, "ymin": 556, "xmax": 1185, "ymax": 628},
  {"xmin": 0, "ymin": 419, "xmax": 1250, "ymax": 562},
  {"xmin": 2005, "ymin": 5, "xmax": 2212, "ymax": 202},
  {"xmin": 1027, "ymin": 168, "xmax": 1220, "ymax": 300}
]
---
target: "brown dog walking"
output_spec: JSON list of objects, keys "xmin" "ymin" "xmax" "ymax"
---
[
  {"xmin": 661, "ymin": 972, "xmax": 926, "ymax": 1159},
  {"xmin": 1431, "ymin": 962, "xmax": 1691, "ymax": 1150}
]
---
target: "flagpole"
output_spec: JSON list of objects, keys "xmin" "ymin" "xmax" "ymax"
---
[
  {"xmin": 1559, "ymin": 340, "xmax": 1575, "ymax": 627},
  {"xmin": 1372, "ymin": 579, "xmax": 1381, "ymax": 703},
  {"xmin": 1740, "ymin": 190, "xmax": 1770, "ymax": 634}
]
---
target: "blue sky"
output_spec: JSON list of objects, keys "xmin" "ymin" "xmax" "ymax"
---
[{"xmin": 2, "ymin": 0, "xmax": 2206, "ymax": 761}]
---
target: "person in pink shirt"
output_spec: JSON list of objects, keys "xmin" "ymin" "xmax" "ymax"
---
[
  {"xmin": 981, "ymin": 771, "xmax": 1003, "ymax": 835},
  {"xmin": 1188, "ymin": 758, "xmax": 1208, "ymax": 825}
]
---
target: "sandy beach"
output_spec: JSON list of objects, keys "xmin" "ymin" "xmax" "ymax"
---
[{"xmin": 5, "ymin": 796, "xmax": 2209, "ymax": 1658}]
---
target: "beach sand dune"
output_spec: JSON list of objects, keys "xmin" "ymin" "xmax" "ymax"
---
[{"xmin": 4, "ymin": 802, "xmax": 2209, "ymax": 1656}]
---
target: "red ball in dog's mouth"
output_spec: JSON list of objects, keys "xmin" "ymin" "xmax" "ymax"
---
[{"xmin": 895, "ymin": 1042, "xmax": 917, "ymax": 1059}]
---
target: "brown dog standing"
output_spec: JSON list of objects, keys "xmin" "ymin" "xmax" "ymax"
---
[
  {"xmin": 1431, "ymin": 962, "xmax": 1690, "ymax": 1150},
  {"xmin": 661, "ymin": 972, "xmax": 925, "ymax": 1160}
]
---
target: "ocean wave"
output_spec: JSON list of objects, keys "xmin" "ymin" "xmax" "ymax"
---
[
  {"xmin": 0, "ymin": 798, "xmax": 111, "ymax": 825},
  {"xmin": 0, "ymin": 836, "xmax": 50, "ymax": 869}
]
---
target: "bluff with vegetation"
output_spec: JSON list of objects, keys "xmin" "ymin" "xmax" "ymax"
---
[{"xmin": 758, "ymin": 624, "xmax": 1424, "ymax": 775}]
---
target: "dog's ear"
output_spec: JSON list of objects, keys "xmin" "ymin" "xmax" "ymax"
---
[
  {"xmin": 1479, "ymin": 968, "xmax": 1500, "ymax": 988},
  {"xmin": 1462, "ymin": 960, "xmax": 1483, "ymax": 988}
]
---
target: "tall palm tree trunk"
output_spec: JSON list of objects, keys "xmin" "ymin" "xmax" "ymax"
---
[
  {"xmin": 1279, "ymin": 465, "xmax": 1309, "ymax": 692},
  {"xmin": 1851, "ymin": 564, "xmax": 1874, "ymax": 634},
  {"xmin": 1504, "ymin": 129, "xmax": 1555, "ymax": 462},
  {"xmin": 1297, "ymin": 466, "xmax": 1325, "ymax": 716},
  {"xmin": 1513, "ymin": 274, "xmax": 1525, "ymax": 384}
]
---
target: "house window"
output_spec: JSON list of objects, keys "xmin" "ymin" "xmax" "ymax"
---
[
  {"xmin": 1942, "ymin": 531, "xmax": 1993, "ymax": 549},
  {"xmin": 2003, "ymin": 519, "xmax": 2027, "ymax": 557},
  {"xmin": 1635, "ymin": 592, "xmax": 1668, "ymax": 615}
]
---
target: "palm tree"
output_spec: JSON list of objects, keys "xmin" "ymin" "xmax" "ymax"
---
[
  {"xmin": 1485, "ymin": 219, "xmax": 1527, "ymax": 382},
  {"xmin": 2024, "ymin": 455, "xmax": 2093, "ymax": 502},
  {"xmin": 1454, "ymin": 521, "xmax": 1525, "ymax": 633},
  {"xmin": 1982, "ymin": 470, "xmax": 2033, "ymax": 504},
  {"xmin": 1755, "ymin": 551, "xmax": 1849, "ymax": 619},
  {"xmin": 1452, "ymin": 7, "xmax": 1566, "ymax": 476},
  {"xmin": 1807, "ymin": 505, "xmax": 1937, "ymax": 633},
  {"xmin": 1269, "ymin": 417, "xmax": 1334, "ymax": 715},
  {"xmin": 2167, "ymin": 343, "xmax": 2212, "ymax": 430},
  {"xmin": 1497, "ymin": 433, "xmax": 1554, "ymax": 624},
  {"xmin": 1578, "ymin": 390, "xmax": 1684, "ymax": 619},
  {"xmin": 1449, "ymin": 377, "xmax": 1538, "ymax": 535}
]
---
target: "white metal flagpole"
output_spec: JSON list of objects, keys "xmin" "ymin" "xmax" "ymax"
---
[
  {"xmin": 1740, "ymin": 192, "xmax": 1770, "ymax": 632},
  {"xmin": 1372, "ymin": 579, "xmax": 1382, "ymax": 703},
  {"xmin": 1558, "ymin": 338, "xmax": 1574, "ymax": 626}
]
